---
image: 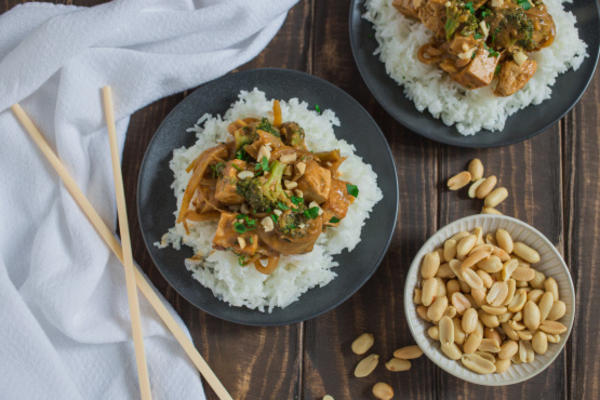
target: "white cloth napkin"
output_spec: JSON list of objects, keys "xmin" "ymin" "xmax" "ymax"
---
[{"xmin": 0, "ymin": 0, "xmax": 298, "ymax": 398}]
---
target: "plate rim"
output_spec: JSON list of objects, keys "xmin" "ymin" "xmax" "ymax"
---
[
  {"xmin": 136, "ymin": 67, "xmax": 399, "ymax": 326},
  {"xmin": 348, "ymin": 0, "xmax": 600, "ymax": 148}
]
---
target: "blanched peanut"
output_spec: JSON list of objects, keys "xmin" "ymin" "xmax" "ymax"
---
[
  {"xmin": 447, "ymin": 279, "xmax": 461, "ymax": 297},
  {"xmin": 351, "ymin": 333, "xmax": 374, "ymax": 355},
  {"xmin": 448, "ymin": 171, "xmax": 472, "ymax": 190},
  {"xmin": 512, "ymin": 266, "xmax": 535, "ymax": 282},
  {"xmin": 478, "ymin": 255, "xmax": 503, "ymax": 273},
  {"xmin": 547, "ymin": 300, "xmax": 566, "ymax": 321},
  {"xmin": 486, "ymin": 281, "xmax": 509, "ymax": 307},
  {"xmin": 462, "ymin": 308, "xmax": 478, "ymax": 334},
  {"xmin": 461, "ymin": 353, "xmax": 496, "ymax": 374},
  {"xmin": 428, "ymin": 326, "xmax": 440, "ymax": 340},
  {"xmin": 393, "ymin": 345, "xmax": 423, "ymax": 360},
  {"xmin": 476, "ymin": 175, "xmax": 497, "ymax": 199},
  {"xmin": 523, "ymin": 301, "xmax": 541, "ymax": 332},
  {"xmin": 427, "ymin": 296, "xmax": 448, "ymax": 322},
  {"xmin": 539, "ymin": 320, "xmax": 567, "ymax": 335},
  {"xmin": 498, "ymin": 340, "xmax": 518, "ymax": 360},
  {"xmin": 421, "ymin": 278, "xmax": 437, "ymax": 307},
  {"xmin": 384, "ymin": 358, "xmax": 411, "ymax": 372},
  {"xmin": 538, "ymin": 292, "xmax": 554, "ymax": 321},
  {"xmin": 527, "ymin": 289, "xmax": 544, "ymax": 303},
  {"xmin": 495, "ymin": 358, "xmax": 511, "ymax": 373},
  {"xmin": 421, "ymin": 251, "xmax": 440, "ymax": 279},
  {"xmin": 468, "ymin": 158, "xmax": 484, "ymax": 181},
  {"xmin": 372, "ymin": 382, "xmax": 394, "ymax": 400},
  {"xmin": 413, "ymin": 288, "xmax": 422, "ymax": 305},
  {"xmin": 457, "ymin": 235, "xmax": 477, "ymax": 260},
  {"xmin": 544, "ymin": 277, "xmax": 560, "ymax": 301},
  {"xmin": 441, "ymin": 342, "xmax": 462, "ymax": 360},
  {"xmin": 443, "ymin": 239, "xmax": 457, "ymax": 262},
  {"xmin": 513, "ymin": 242, "xmax": 541, "ymax": 264},
  {"xmin": 495, "ymin": 229, "xmax": 513, "ymax": 254},
  {"xmin": 484, "ymin": 187, "xmax": 508, "ymax": 208},
  {"xmin": 451, "ymin": 292, "xmax": 471, "ymax": 314},
  {"xmin": 439, "ymin": 316, "xmax": 454, "ymax": 346},
  {"xmin": 532, "ymin": 331, "xmax": 548, "ymax": 355}
]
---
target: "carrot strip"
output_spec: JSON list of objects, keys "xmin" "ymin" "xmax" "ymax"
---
[{"xmin": 273, "ymin": 100, "xmax": 282, "ymax": 127}]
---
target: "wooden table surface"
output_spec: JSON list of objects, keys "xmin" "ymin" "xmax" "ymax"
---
[{"xmin": 8, "ymin": 1, "xmax": 600, "ymax": 399}]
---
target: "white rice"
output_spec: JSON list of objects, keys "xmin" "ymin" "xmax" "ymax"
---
[
  {"xmin": 363, "ymin": 0, "xmax": 588, "ymax": 135},
  {"xmin": 156, "ymin": 89, "xmax": 383, "ymax": 312}
]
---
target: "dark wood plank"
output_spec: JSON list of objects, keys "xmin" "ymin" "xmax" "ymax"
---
[
  {"xmin": 303, "ymin": 1, "xmax": 441, "ymax": 399},
  {"xmin": 562, "ymin": 70, "xmax": 600, "ymax": 400},
  {"xmin": 120, "ymin": 3, "xmax": 313, "ymax": 400}
]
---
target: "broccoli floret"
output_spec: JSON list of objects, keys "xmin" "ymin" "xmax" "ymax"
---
[
  {"xmin": 262, "ymin": 160, "xmax": 287, "ymax": 203},
  {"xmin": 236, "ymin": 177, "xmax": 273, "ymax": 212},
  {"xmin": 236, "ymin": 160, "xmax": 288, "ymax": 212},
  {"xmin": 233, "ymin": 126, "xmax": 258, "ymax": 150}
]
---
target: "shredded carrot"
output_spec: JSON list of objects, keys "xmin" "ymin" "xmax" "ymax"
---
[
  {"xmin": 273, "ymin": 100, "xmax": 282, "ymax": 127},
  {"xmin": 184, "ymin": 210, "xmax": 221, "ymax": 222},
  {"xmin": 254, "ymin": 256, "xmax": 279, "ymax": 274}
]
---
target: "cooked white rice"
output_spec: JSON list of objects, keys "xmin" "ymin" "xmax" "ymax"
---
[
  {"xmin": 363, "ymin": 0, "xmax": 588, "ymax": 135},
  {"xmin": 156, "ymin": 89, "xmax": 383, "ymax": 312}
]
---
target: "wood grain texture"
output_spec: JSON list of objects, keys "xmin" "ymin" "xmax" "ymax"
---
[{"xmin": 3, "ymin": 0, "xmax": 599, "ymax": 399}]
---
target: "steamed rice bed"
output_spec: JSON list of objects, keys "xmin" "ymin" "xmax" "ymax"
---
[
  {"xmin": 157, "ymin": 89, "xmax": 383, "ymax": 312},
  {"xmin": 364, "ymin": 0, "xmax": 588, "ymax": 135}
]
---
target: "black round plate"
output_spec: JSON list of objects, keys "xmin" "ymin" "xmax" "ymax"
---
[
  {"xmin": 349, "ymin": 0, "xmax": 600, "ymax": 147},
  {"xmin": 137, "ymin": 68, "xmax": 399, "ymax": 326}
]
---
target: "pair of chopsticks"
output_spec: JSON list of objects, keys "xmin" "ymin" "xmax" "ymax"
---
[{"xmin": 11, "ymin": 87, "xmax": 232, "ymax": 400}]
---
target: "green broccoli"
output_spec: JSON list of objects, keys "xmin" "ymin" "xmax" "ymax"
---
[
  {"xmin": 233, "ymin": 126, "xmax": 258, "ymax": 150},
  {"xmin": 236, "ymin": 160, "xmax": 288, "ymax": 212}
]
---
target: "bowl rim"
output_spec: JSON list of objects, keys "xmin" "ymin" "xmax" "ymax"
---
[{"xmin": 403, "ymin": 214, "xmax": 575, "ymax": 385}]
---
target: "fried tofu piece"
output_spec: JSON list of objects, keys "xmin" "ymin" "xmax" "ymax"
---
[
  {"xmin": 297, "ymin": 160, "xmax": 331, "ymax": 204},
  {"xmin": 212, "ymin": 212, "xmax": 258, "ymax": 256},
  {"xmin": 451, "ymin": 47, "xmax": 500, "ymax": 89},
  {"xmin": 417, "ymin": 0, "xmax": 447, "ymax": 39},
  {"xmin": 392, "ymin": 0, "xmax": 423, "ymax": 19},
  {"xmin": 322, "ymin": 178, "xmax": 355, "ymax": 226},
  {"xmin": 494, "ymin": 59, "xmax": 537, "ymax": 97},
  {"xmin": 214, "ymin": 159, "xmax": 246, "ymax": 205}
]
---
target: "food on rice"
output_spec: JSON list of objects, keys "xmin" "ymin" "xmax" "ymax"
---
[
  {"xmin": 157, "ymin": 89, "xmax": 383, "ymax": 312},
  {"xmin": 364, "ymin": 0, "xmax": 588, "ymax": 134}
]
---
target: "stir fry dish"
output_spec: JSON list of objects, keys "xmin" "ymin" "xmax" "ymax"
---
[
  {"xmin": 177, "ymin": 101, "xmax": 358, "ymax": 274},
  {"xmin": 393, "ymin": 0, "xmax": 555, "ymax": 96}
]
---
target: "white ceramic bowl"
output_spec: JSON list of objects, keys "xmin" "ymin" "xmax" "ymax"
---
[{"xmin": 404, "ymin": 214, "xmax": 575, "ymax": 385}]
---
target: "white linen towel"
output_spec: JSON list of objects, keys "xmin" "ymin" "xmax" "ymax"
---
[{"xmin": 0, "ymin": 0, "xmax": 298, "ymax": 398}]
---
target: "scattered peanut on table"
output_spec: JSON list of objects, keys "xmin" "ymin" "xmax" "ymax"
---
[
  {"xmin": 446, "ymin": 159, "xmax": 509, "ymax": 214},
  {"xmin": 414, "ymin": 226, "xmax": 568, "ymax": 374},
  {"xmin": 349, "ymin": 332, "xmax": 424, "ymax": 398}
]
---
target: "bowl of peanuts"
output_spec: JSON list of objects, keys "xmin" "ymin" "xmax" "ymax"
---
[{"xmin": 404, "ymin": 214, "xmax": 575, "ymax": 385}]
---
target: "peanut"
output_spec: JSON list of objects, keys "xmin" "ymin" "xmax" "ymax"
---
[
  {"xmin": 393, "ymin": 345, "xmax": 423, "ymax": 360},
  {"xmin": 351, "ymin": 333, "xmax": 374, "ymax": 355},
  {"xmin": 468, "ymin": 158, "xmax": 484, "ymax": 181},
  {"xmin": 447, "ymin": 171, "xmax": 472, "ymax": 190},
  {"xmin": 476, "ymin": 175, "xmax": 497, "ymax": 199},
  {"xmin": 354, "ymin": 354, "xmax": 379, "ymax": 378},
  {"xmin": 372, "ymin": 382, "xmax": 394, "ymax": 400}
]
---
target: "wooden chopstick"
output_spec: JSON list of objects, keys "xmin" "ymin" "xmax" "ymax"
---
[
  {"xmin": 101, "ymin": 86, "xmax": 152, "ymax": 400},
  {"xmin": 10, "ymin": 103, "xmax": 234, "ymax": 400}
]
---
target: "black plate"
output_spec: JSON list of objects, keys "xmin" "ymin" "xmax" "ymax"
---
[
  {"xmin": 349, "ymin": 0, "xmax": 600, "ymax": 147},
  {"xmin": 137, "ymin": 68, "xmax": 398, "ymax": 326}
]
